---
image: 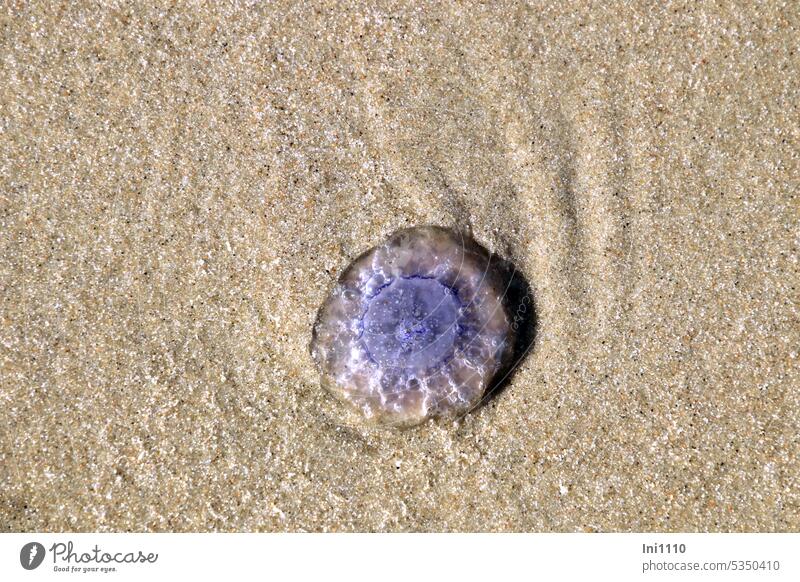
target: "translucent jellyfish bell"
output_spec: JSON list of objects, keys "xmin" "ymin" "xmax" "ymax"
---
[{"xmin": 311, "ymin": 226, "xmax": 518, "ymax": 427}]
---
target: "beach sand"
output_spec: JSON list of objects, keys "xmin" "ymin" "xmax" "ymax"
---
[{"xmin": 1, "ymin": 1, "xmax": 798, "ymax": 531}]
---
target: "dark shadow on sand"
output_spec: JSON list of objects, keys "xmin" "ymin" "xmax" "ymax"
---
[{"xmin": 481, "ymin": 254, "xmax": 538, "ymax": 407}]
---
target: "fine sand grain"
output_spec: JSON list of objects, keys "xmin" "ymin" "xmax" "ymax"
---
[{"xmin": 1, "ymin": 1, "xmax": 798, "ymax": 531}]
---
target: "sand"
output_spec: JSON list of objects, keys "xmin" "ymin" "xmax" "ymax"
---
[{"xmin": 1, "ymin": 1, "xmax": 798, "ymax": 532}]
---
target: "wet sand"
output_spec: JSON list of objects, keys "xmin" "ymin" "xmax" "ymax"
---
[{"xmin": 1, "ymin": 1, "xmax": 798, "ymax": 531}]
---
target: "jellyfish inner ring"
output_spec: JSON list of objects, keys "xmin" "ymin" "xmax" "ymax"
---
[{"xmin": 361, "ymin": 276, "xmax": 462, "ymax": 370}]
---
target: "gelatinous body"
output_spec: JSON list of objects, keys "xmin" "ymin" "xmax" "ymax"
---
[{"xmin": 311, "ymin": 226, "xmax": 514, "ymax": 426}]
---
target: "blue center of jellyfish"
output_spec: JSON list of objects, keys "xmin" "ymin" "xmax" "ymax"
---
[{"xmin": 361, "ymin": 276, "xmax": 462, "ymax": 370}]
